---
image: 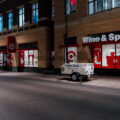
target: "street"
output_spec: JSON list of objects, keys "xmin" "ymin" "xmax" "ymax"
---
[{"xmin": 0, "ymin": 72, "xmax": 120, "ymax": 120}]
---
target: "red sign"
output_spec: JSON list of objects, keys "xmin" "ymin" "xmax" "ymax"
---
[
  {"xmin": 7, "ymin": 36, "xmax": 16, "ymax": 53},
  {"xmin": 20, "ymin": 51, "xmax": 24, "ymax": 67},
  {"xmin": 93, "ymin": 45, "xmax": 102, "ymax": 68},
  {"xmin": 68, "ymin": 51, "xmax": 76, "ymax": 62}
]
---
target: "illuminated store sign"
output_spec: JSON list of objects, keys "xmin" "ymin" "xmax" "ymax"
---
[
  {"xmin": 82, "ymin": 31, "xmax": 120, "ymax": 45},
  {"xmin": 84, "ymin": 31, "xmax": 120, "ymax": 69},
  {"xmin": 65, "ymin": 47, "xmax": 77, "ymax": 63}
]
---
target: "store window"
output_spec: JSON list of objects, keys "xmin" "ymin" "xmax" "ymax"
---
[
  {"xmin": 116, "ymin": 44, "xmax": 120, "ymax": 69},
  {"xmin": 102, "ymin": 44, "xmax": 115, "ymax": 69},
  {"xmin": 89, "ymin": 0, "xmax": 120, "ymax": 15},
  {"xmin": 19, "ymin": 7, "xmax": 25, "ymax": 27},
  {"xmin": 93, "ymin": 44, "xmax": 120, "ymax": 69},
  {"xmin": 0, "ymin": 53, "xmax": 12, "ymax": 67},
  {"xmin": 65, "ymin": 47, "xmax": 77, "ymax": 63},
  {"xmin": 8, "ymin": 12, "xmax": 13, "ymax": 30},
  {"xmin": 0, "ymin": 53, "xmax": 3, "ymax": 66},
  {"xmin": 20, "ymin": 50, "xmax": 38, "ymax": 67},
  {"xmin": 32, "ymin": 2, "xmax": 39, "ymax": 23},
  {"xmin": 0, "ymin": 16, "xmax": 3, "ymax": 32},
  {"xmin": 93, "ymin": 45, "xmax": 102, "ymax": 68}
]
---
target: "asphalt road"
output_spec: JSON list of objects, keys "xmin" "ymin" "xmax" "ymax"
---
[{"xmin": 0, "ymin": 73, "xmax": 120, "ymax": 120}]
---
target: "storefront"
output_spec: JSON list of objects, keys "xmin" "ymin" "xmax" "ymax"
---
[
  {"xmin": 0, "ymin": 46, "xmax": 12, "ymax": 71},
  {"xmin": 0, "ymin": 37, "xmax": 39, "ymax": 72},
  {"xmin": 82, "ymin": 31, "xmax": 120, "ymax": 75},
  {"xmin": 59, "ymin": 36, "xmax": 78, "ymax": 64},
  {"xmin": 18, "ymin": 42, "xmax": 38, "ymax": 72}
]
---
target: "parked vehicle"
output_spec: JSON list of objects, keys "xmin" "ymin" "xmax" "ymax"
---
[{"xmin": 61, "ymin": 63, "xmax": 94, "ymax": 81}]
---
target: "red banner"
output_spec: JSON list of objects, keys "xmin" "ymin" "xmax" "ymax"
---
[
  {"xmin": 93, "ymin": 45, "xmax": 102, "ymax": 68},
  {"xmin": 7, "ymin": 36, "xmax": 16, "ymax": 53}
]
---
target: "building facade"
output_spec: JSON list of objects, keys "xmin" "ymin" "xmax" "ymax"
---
[
  {"xmin": 54, "ymin": 0, "xmax": 120, "ymax": 75},
  {"xmin": 0, "ymin": 0, "xmax": 52, "ymax": 72}
]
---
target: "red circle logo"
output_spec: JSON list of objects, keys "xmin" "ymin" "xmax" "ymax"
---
[{"xmin": 68, "ymin": 51, "xmax": 76, "ymax": 62}]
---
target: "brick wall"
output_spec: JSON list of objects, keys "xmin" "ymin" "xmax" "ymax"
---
[
  {"xmin": 0, "ymin": 27, "xmax": 50, "ymax": 68},
  {"xmin": 54, "ymin": 0, "xmax": 120, "ymax": 68}
]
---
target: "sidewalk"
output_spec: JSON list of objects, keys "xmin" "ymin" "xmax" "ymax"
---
[
  {"xmin": 82, "ymin": 75, "xmax": 120, "ymax": 89},
  {"xmin": 24, "ymin": 73, "xmax": 120, "ymax": 90},
  {"xmin": 0, "ymin": 71, "xmax": 120, "ymax": 90}
]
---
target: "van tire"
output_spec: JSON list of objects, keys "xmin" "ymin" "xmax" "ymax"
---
[{"xmin": 71, "ymin": 73, "xmax": 80, "ymax": 81}]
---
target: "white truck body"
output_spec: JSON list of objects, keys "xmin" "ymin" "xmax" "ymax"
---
[{"xmin": 61, "ymin": 63, "xmax": 94, "ymax": 78}]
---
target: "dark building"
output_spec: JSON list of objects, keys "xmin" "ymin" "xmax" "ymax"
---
[{"xmin": 0, "ymin": 0, "xmax": 53, "ymax": 72}]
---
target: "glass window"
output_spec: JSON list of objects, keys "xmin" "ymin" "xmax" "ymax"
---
[
  {"xmin": 93, "ymin": 45, "xmax": 102, "ymax": 68},
  {"xmin": 19, "ymin": 8, "xmax": 25, "ymax": 27},
  {"xmin": 112, "ymin": 0, "xmax": 120, "ymax": 8},
  {"xmin": 95, "ymin": 0, "xmax": 103, "ymax": 12},
  {"xmin": 103, "ymin": 0, "xmax": 108, "ymax": 10},
  {"xmin": 65, "ymin": 47, "xmax": 77, "ymax": 63},
  {"xmin": 8, "ymin": 12, "xmax": 13, "ymax": 30},
  {"xmin": 93, "ymin": 43, "xmax": 120, "ymax": 69},
  {"xmin": 0, "ymin": 53, "xmax": 3, "ymax": 66},
  {"xmin": 88, "ymin": 0, "xmax": 120, "ymax": 15},
  {"xmin": 89, "ymin": 2, "xmax": 94, "ymax": 14},
  {"xmin": 20, "ymin": 50, "xmax": 38, "ymax": 67},
  {"xmin": 102, "ymin": 44, "xmax": 115, "ymax": 69},
  {"xmin": 0, "ymin": 16, "xmax": 3, "ymax": 32},
  {"xmin": 32, "ymin": 2, "xmax": 39, "ymax": 23},
  {"xmin": 116, "ymin": 44, "xmax": 120, "ymax": 69}
]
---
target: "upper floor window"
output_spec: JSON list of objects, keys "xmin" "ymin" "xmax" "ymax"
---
[
  {"xmin": 32, "ymin": 2, "xmax": 39, "ymax": 23},
  {"xmin": 112, "ymin": 0, "xmax": 120, "ymax": 8},
  {"xmin": 8, "ymin": 12, "xmax": 13, "ymax": 30},
  {"xmin": 89, "ymin": 0, "xmax": 120, "ymax": 15},
  {"xmin": 0, "ymin": 16, "xmax": 3, "ymax": 32},
  {"xmin": 19, "ymin": 7, "xmax": 25, "ymax": 27}
]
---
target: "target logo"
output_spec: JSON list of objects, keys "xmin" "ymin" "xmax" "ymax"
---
[
  {"xmin": 9, "ymin": 43, "xmax": 15, "ymax": 51},
  {"xmin": 7, "ymin": 36, "xmax": 16, "ymax": 53},
  {"xmin": 68, "ymin": 51, "xmax": 76, "ymax": 62}
]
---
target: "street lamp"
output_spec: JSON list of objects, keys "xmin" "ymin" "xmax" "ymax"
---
[{"xmin": 64, "ymin": 0, "xmax": 68, "ymax": 63}]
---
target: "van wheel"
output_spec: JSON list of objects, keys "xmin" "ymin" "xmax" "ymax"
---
[{"xmin": 71, "ymin": 73, "xmax": 79, "ymax": 81}]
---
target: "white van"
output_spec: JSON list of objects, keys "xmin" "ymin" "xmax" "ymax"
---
[{"xmin": 61, "ymin": 63, "xmax": 94, "ymax": 81}]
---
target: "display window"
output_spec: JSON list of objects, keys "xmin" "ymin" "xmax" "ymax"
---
[
  {"xmin": 0, "ymin": 53, "xmax": 3, "ymax": 66},
  {"xmin": 20, "ymin": 51, "xmax": 24, "ymax": 67},
  {"xmin": 102, "ymin": 44, "xmax": 115, "ymax": 69},
  {"xmin": 20, "ymin": 50, "xmax": 38, "ymax": 67},
  {"xmin": 93, "ymin": 45, "xmax": 101, "ymax": 68},
  {"xmin": 0, "ymin": 52, "xmax": 12, "ymax": 67},
  {"xmin": 93, "ymin": 44, "xmax": 120, "ymax": 69},
  {"xmin": 65, "ymin": 47, "xmax": 77, "ymax": 63},
  {"xmin": 116, "ymin": 44, "xmax": 120, "ymax": 69}
]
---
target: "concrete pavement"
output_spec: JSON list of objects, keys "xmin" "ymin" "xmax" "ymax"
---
[{"xmin": 0, "ymin": 71, "xmax": 120, "ymax": 90}]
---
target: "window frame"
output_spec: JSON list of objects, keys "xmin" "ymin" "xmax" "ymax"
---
[
  {"xmin": 32, "ymin": 2, "xmax": 39, "ymax": 24},
  {"xmin": 19, "ymin": 7, "xmax": 25, "ymax": 27},
  {"xmin": 0, "ymin": 16, "xmax": 3, "ymax": 32},
  {"xmin": 88, "ymin": 0, "xmax": 120, "ymax": 15},
  {"xmin": 8, "ymin": 12, "xmax": 13, "ymax": 30}
]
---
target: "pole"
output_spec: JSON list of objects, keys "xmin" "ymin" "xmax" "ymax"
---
[{"xmin": 64, "ymin": 0, "xmax": 68, "ymax": 63}]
